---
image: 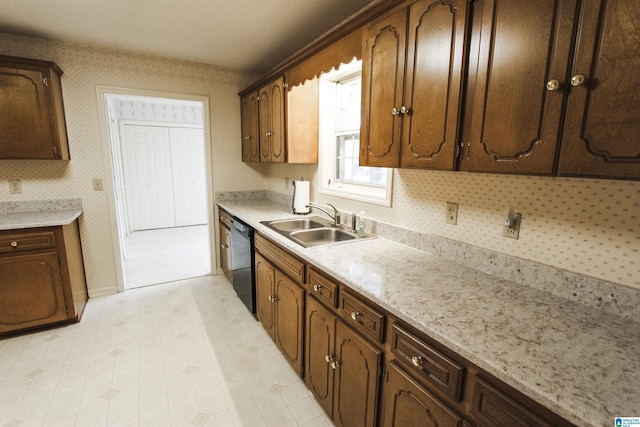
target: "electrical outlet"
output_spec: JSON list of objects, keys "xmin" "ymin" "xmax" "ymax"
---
[
  {"xmin": 445, "ymin": 202, "xmax": 458, "ymax": 225},
  {"xmin": 502, "ymin": 212, "xmax": 521, "ymax": 239},
  {"xmin": 8, "ymin": 179, "xmax": 22, "ymax": 194},
  {"xmin": 92, "ymin": 178, "xmax": 104, "ymax": 191}
]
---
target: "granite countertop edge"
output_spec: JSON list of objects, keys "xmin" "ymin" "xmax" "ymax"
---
[
  {"xmin": 0, "ymin": 199, "xmax": 83, "ymax": 230},
  {"xmin": 218, "ymin": 199, "xmax": 639, "ymax": 427}
]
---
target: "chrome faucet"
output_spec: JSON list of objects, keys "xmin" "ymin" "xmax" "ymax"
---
[{"xmin": 307, "ymin": 202, "xmax": 341, "ymax": 227}]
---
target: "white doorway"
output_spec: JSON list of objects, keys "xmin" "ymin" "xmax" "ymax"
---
[{"xmin": 97, "ymin": 88, "xmax": 214, "ymax": 291}]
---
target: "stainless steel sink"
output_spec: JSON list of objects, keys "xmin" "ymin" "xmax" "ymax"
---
[
  {"xmin": 260, "ymin": 216, "xmax": 376, "ymax": 247},
  {"xmin": 265, "ymin": 217, "xmax": 328, "ymax": 232},
  {"xmin": 289, "ymin": 228, "xmax": 356, "ymax": 247}
]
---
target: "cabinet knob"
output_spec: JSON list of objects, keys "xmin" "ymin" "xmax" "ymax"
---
[
  {"xmin": 391, "ymin": 107, "xmax": 400, "ymax": 116},
  {"xmin": 11, "ymin": 241, "xmax": 18, "ymax": 247},
  {"xmin": 313, "ymin": 284, "xmax": 321, "ymax": 292},
  {"xmin": 220, "ymin": 244, "xmax": 228, "ymax": 249},
  {"xmin": 265, "ymin": 131, "xmax": 273, "ymax": 137},
  {"xmin": 244, "ymin": 136, "xmax": 252, "ymax": 140},
  {"xmin": 411, "ymin": 356, "xmax": 423, "ymax": 367},
  {"xmin": 269, "ymin": 295, "xmax": 277, "ymax": 303},
  {"xmin": 546, "ymin": 79, "xmax": 561, "ymax": 91},
  {"xmin": 325, "ymin": 355, "xmax": 332, "ymax": 363},
  {"xmin": 350, "ymin": 312, "xmax": 360, "ymax": 321},
  {"xmin": 331, "ymin": 360, "xmax": 340, "ymax": 370},
  {"xmin": 400, "ymin": 106, "xmax": 411, "ymax": 115},
  {"xmin": 570, "ymin": 73, "xmax": 586, "ymax": 87}
]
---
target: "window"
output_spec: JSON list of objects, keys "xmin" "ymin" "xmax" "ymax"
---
[{"xmin": 319, "ymin": 60, "xmax": 392, "ymax": 206}]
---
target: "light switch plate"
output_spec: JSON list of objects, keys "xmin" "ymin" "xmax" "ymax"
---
[
  {"xmin": 8, "ymin": 179, "xmax": 22, "ymax": 194},
  {"xmin": 445, "ymin": 202, "xmax": 458, "ymax": 225},
  {"xmin": 92, "ymin": 178, "xmax": 104, "ymax": 191}
]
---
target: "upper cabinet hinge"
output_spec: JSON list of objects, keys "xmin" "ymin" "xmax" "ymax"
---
[
  {"xmin": 42, "ymin": 77, "xmax": 49, "ymax": 86},
  {"xmin": 283, "ymin": 82, "xmax": 288, "ymax": 89},
  {"xmin": 52, "ymin": 144, "xmax": 58, "ymax": 157},
  {"xmin": 466, "ymin": 142, "xmax": 471, "ymax": 160}
]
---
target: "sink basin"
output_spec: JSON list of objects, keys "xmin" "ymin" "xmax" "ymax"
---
[
  {"xmin": 265, "ymin": 217, "xmax": 328, "ymax": 232},
  {"xmin": 260, "ymin": 216, "xmax": 376, "ymax": 247},
  {"xmin": 290, "ymin": 228, "xmax": 356, "ymax": 247}
]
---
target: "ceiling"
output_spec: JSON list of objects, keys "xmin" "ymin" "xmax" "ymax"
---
[{"xmin": 0, "ymin": 0, "xmax": 376, "ymax": 73}]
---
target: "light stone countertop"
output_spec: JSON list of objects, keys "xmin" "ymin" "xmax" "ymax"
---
[
  {"xmin": 0, "ymin": 199, "xmax": 83, "ymax": 230},
  {"xmin": 218, "ymin": 199, "xmax": 640, "ymax": 427}
]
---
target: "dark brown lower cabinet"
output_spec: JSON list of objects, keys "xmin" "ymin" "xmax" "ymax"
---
[
  {"xmin": 305, "ymin": 295, "xmax": 382, "ymax": 427},
  {"xmin": 0, "ymin": 223, "xmax": 87, "ymax": 335},
  {"xmin": 255, "ymin": 251, "xmax": 305, "ymax": 376},
  {"xmin": 383, "ymin": 362, "xmax": 463, "ymax": 427}
]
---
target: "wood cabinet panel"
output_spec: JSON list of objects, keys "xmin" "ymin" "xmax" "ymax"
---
[
  {"xmin": 305, "ymin": 295, "xmax": 337, "ymax": 416},
  {"xmin": 286, "ymin": 78, "xmax": 319, "ymax": 163},
  {"xmin": 0, "ymin": 55, "xmax": 69, "ymax": 160},
  {"xmin": 240, "ymin": 92, "xmax": 260, "ymax": 162},
  {"xmin": 400, "ymin": 0, "xmax": 468, "ymax": 170},
  {"xmin": 339, "ymin": 291, "xmax": 385, "ymax": 343},
  {"xmin": 274, "ymin": 270, "xmax": 305, "ymax": 377},
  {"xmin": 255, "ymin": 252, "xmax": 276, "ymax": 339},
  {"xmin": 391, "ymin": 324, "xmax": 464, "ymax": 401},
  {"xmin": 463, "ymin": 0, "xmax": 578, "ymax": 175},
  {"xmin": 307, "ymin": 266, "xmax": 339, "ymax": 308},
  {"xmin": 360, "ymin": 8, "xmax": 407, "ymax": 168},
  {"xmin": 382, "ymin": 363, "xmax": 463, "ymax": 427},
  {"xmin": 333, "ymin": 321, "xmax": 382, "ymax": 427},
  {"xmin": 0, "ymin": 230, "xmax": 56, "ymax": 253},
  {"xmin": 557, "ymin": 0, "xmax": 640, "ymax": 179},
  {"xmin": 219, "ymin": 222, "xmax": 232, "ymax": 282},
  {"xmin": 259, "ymin": 76, "xmax": 286, "ymax": 163},
  {"xmin": 254, "ymin": 233, "xmax": 305, "ymax": 285},
  {"xmin": 0, "ymin": 252, "xmax": 68, "ymax": 333}
]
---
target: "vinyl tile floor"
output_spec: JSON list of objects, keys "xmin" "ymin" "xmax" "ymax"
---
[
  {"xmin": 124, "ymin": 225, "xmax": 211, "ymax": 289},
  {"xmin": 0, "ymin": 275, "xmax": 333, "ymax": 427}
]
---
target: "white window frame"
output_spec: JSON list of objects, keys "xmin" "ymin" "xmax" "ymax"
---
[{"xmin": 318, "ymin": 59, "xmax": 393, "ymax": 206}]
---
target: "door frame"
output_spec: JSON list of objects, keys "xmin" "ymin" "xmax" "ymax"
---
[{"xmin": 96, "ymin": 86, "xmax": 214, "ymax": 292}]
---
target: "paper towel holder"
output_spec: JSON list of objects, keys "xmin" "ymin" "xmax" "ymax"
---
[{"xmin": 292, "ymin": 177, "xmax": 310, "ymax": 215}]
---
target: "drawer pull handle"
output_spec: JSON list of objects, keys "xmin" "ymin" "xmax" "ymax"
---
[
  {"xmin": 411, "ymin": 356, "xmax": 423, "ymax": 367},
  {"xmin": 351, "ymin": 312, "xmax": 360, "ymax": 321},
  {"xmin": 11, "ymin": 241, "xmax": 18, "ymax": 247},
  {"xmin": 313, "ymin": 284, "xmax": 321, "ymax": 292}
]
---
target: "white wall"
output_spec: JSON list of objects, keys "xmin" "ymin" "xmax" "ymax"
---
[{"xmin": 0, "ymin": 33, "xmax": 267, "ymax": 295}]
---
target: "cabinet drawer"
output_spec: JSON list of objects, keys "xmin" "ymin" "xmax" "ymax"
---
[
  {"xmin": 218, "ymin": 207, "xmax": 232, "ymax": 228},
  {"xmin": 471, "ymin": 377, "xmax": 555, "ymax": 427},
  {"xmin": 391, "ymin": 324, "xmax": 464, "ymax": 401},
  {"xmin": 0, "ymin": 230, "xmax": 57, "ymax": 254},
  {"xmin": 306, "ymin": 266, "xmax": 338, "ymax": 308},
  {"xmin": 339, "ymin": 291, "xmax": 384, "ymax": 343},
  {"xmin": 255, "ymin": 233, "xmax": 305, "ymax": 284}
]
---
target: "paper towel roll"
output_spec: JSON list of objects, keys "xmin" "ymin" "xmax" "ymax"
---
[{"xmin": 292, "ymin": 180, "xmax": 310, "ymax": 214}]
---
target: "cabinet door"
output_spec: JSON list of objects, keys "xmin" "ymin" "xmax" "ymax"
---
[
  {"xmin": 0, "ymin": 66, "xmax": 56, "ymax": 159},
  {"xmin": 305, "ymin": 295, "xmax": 337, "ymax": 416},
  {"xmin": 258, "ymin": 77, "xmax": 286, "ymax": 163},
  {"xmin": 360, "ymin": 9, "xmax": 407, "ymax": 168},
  {"xmin": 274, "ymin": 270, "xmax": 305, "ymax": 376},
  {"xmin": 0, "ymin": 252, "xmax": 68, "ymax": 333},
  {"xmin": 219, "ymin": 223, "xmax": 232, "ymax": 282},
  {"xmin": 557, "ymin": 0, "xmax": 640, "ymax": 179},
  {"xmin": 463, "ymin": 0, "xmax": 578, "ymax": 174},
  {"xmin": 382, "ymin": 363, "xmax": 463, "ymax": 427},
  {"xmin": 333, "ymin": 321, "xmax": 382, "ymax": 427},
  {"xmin": 240, "ymin": 92, "xmax": 259, "ymax": 162},
  {"xmin": 400, "ymin": 0, "xmax": 469, "ymax": 170},
  {"xmin": 255, "ymin": 252, "xmax": 275, "ymax": 339}
]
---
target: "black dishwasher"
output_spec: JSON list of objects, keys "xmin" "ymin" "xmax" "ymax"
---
[{"xmin": 230, "ymin": 217, "xmax": 256, "ymax": 314}]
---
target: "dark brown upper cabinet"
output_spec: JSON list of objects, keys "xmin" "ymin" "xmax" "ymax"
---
[
  {"xmin": 0, "ymin": 55, "xmax": 70, "ymax": 160},
  {"xmin": 556, "ymin": 0, "xmax": 640, "ymax": 179},
  {"xmin": 259, "ymin": 76, "xmax": 286, "ymax": 163},
  {"xmin": 240, "ymin": 91, "xmax": 260, "ymax": 162},
  {"xmin": 360, "ymin": 0, "xmax": 470, "ymax": 170},
  {"xmin": 460, "ymin": 0, "xmax": 578, "ymax": 175}
]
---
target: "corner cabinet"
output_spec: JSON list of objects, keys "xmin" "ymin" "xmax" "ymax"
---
[
  {"xmin": 360, "ymin": 0, "xmax": 470, "ymax": 170},
  {"xmin": 0, "ymin": 222, "xmax": 88, "ymax": 335},
  {"xmin": 0, "ymin": 55, "xmax": 70, "ymax": 160}
]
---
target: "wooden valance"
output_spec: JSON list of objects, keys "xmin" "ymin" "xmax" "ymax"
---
[{"xmin": 286, "ymin": 28, "xmax": 363, "ymax": 89}]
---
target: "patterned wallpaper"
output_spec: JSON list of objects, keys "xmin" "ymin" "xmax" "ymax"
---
[
  {"xmin": 0, "ymin": 33, "xmax": 265, "ymax": 295},
  {"xmin": 1, "ymin": 32, "xmax": 639, "ymax": 294},
  {"xmin": 265, "ymin": 160, "xmax": 640, "ymax": 290}
]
